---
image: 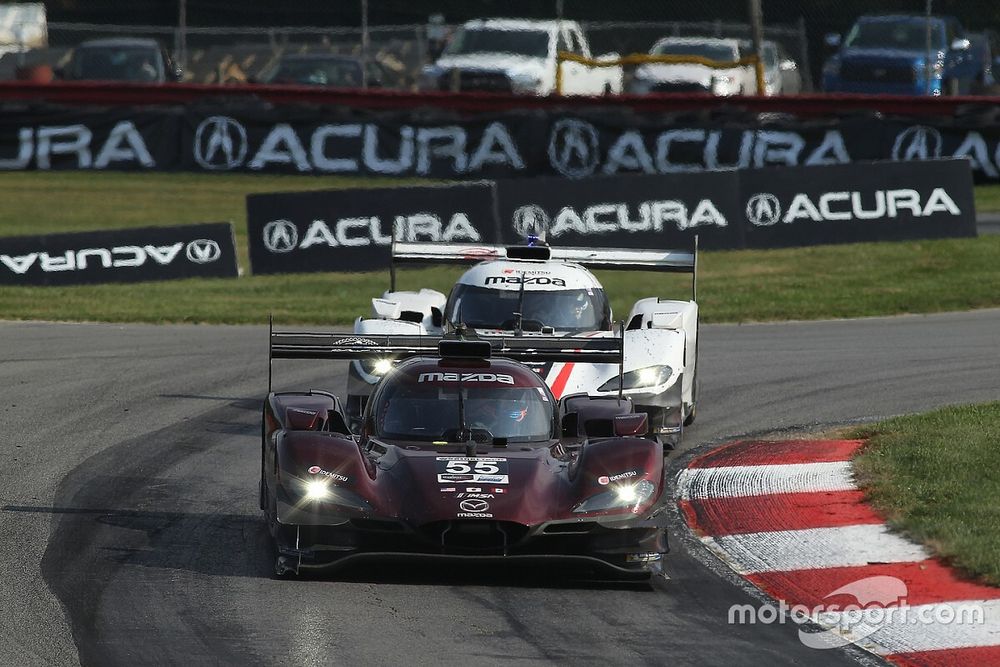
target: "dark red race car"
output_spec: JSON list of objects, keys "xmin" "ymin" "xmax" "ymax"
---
[{"xmin": 261, "ymin": 328, "xmax": 670, "ymax": 580}]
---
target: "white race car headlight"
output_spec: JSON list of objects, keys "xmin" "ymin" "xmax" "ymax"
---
[
  {"xmin": 573, "ymin": 479, "xmax": 657, "ymax": 513},
  {"xmin": 358, "ymin": 358, "xmax": 394, "ymax": 377},
  {"xmin": 598, "ymin": 365, "xmax": 673, "ymax": 392},
  {"xmin": 304, "ymin": 480, "xmax": 331, "ymax": 500}
]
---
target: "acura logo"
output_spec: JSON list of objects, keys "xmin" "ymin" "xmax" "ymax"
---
[
  {"xmin": 745, "ymin": 193, "xmax": 781, "ymax": 226},
  {"xmin": 511, "ymin": 204, "xmax": 550, "ymax": 238},
  {"xmin": 891, "ymin": 125, "xmax": 943, "ymax": 162},
  {"xmin": 459, "ymin": 499, "xmax": 489, "ymax": 513},
  {"xmin": 185, "ymin": 239, "xmax": 222, "ymax": 263},
  {"xmin": 262, "ymin": 220, "xmax": 298, "ymax": 253},
  {"xmin": 194, "ymin": 116, "xmax": 248, "ymax": 170},
  {"xmin": 547, "ymin": 118, "xmax": 599, "ymax": 178}
]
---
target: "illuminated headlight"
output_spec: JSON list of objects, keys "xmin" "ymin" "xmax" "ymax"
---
[
  {"xmin": 304, "ymin": 480, "xmax": 330, "ymax": 500},
  {"xmin": 359, "ymin": 358, "xmax": 394, "ymax": 377},
  {"xmin": 299, "ymin": 479, "xmax": 372, "ymax": 512},
  {"xmin": 573, "ymin": 479, "xmax": 657, "ymax": 513},
  {"xmin": 598, "ymin": 365, "xmax": 673, "ymax": 392}
]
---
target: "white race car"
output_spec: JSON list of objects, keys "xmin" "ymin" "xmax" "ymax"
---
[{"xmin": 346, "ymin": 242, "xmax": 699, "ymax": 446}]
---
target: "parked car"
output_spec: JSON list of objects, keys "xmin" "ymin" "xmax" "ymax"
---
[
  {"xmin": 969, "ymin": 29, "xmax": 1000, "ymax": 94},
  {"xmin": 259, "ymin": 53, "xmax": 384, "ymax": 88},
  {"xmin": 823, "ymin": 14, "xmax": 980, "ymax": 96},
  {"xmin": 419, "ymin": 18, "xmax": 622, "ymax": 96},
  {"xmin": 628, "ymin": 37, "xmax": 755, "ymax": 95},
  {"xmin": 61, "ymin": 38, "xmax": 181, "ymax": 83},
  {"xmin": 760, "ymin": 40, "xmax": 802, "ymax": 95}
]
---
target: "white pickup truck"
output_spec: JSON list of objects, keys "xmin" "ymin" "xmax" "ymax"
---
[{"xmin": 419, "ymin": 18, "xmax": 622, "ymax": 96}]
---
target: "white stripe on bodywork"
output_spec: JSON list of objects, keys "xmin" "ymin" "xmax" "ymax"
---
[
  {"xmin": 677, "ymin": 461, "xmax": 857, "ymax": 500},
  {"xmin": 701, "ymin": 524, "xmax": 928, "ymax": 574},
  {"xmin": 802, "ymin": 599, "xmax": 1000, "ymax": 655}
]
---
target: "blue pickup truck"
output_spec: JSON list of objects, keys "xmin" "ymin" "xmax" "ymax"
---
[{"xmin": 823, "ymin": 14, "xmax": 981, "ymax": 96}]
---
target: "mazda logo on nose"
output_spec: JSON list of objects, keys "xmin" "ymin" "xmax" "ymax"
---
[{"xmin": 459, "ymin": 499, "xmax": 490, "ymax": 513}]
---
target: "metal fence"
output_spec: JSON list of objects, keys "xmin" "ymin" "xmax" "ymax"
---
[{"xmin": 0, "ymin": 17, "xmax": 810, "ymax": 90}]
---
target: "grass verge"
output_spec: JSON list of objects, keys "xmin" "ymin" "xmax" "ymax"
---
[
  {"xmin": 852, "ymin": 402, "xmax": 1000, "ymax": 586},
  {"xmin": 0, "ymin": 172, "xmax": 999, "ymax": 324}
]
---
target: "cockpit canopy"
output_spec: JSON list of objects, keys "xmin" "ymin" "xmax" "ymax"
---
[
  {"xmin": 371, "ymin": 358, "xmax": 556, "ymax": 443},
  {"xmin": 447, "ymin": 284, "xmax": 611, "ymax": 333}
]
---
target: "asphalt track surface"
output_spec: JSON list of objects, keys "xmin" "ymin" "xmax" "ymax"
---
[{"xmin": 2, "ymin": 310, "xmax": 999, "ymax": 666}]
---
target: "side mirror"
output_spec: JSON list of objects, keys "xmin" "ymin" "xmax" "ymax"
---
[
  {"xmin": 950, "ymin": 38, "xmax": 971, "ymax": 52},
  {"xmin": 613, "ymin": 413, "xmax": 649, "ymax": 437},
  {"xmin": 824, "ymin": 33, "xmax": 842, "ymax": 49},
  {"xmin": 431, "ymin": 307, "xmax": 443, "ymax": 328},
  {"xmin": 779, "ymin": 58, "xmax": 797, "ymax": 72}
]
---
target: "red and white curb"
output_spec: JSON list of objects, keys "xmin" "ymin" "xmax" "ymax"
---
[{"xmin": 678, "ymin": 439, "xmax": 1000, "ymax": 666}]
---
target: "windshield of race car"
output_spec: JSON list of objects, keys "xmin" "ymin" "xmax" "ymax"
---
[
  {"xmin": 447, "ymin": 284, "xmax": 610, "ymax": 333},
  {"xmin": 375, "ymin": 378, "xmax": 554, "ymax": 442}
]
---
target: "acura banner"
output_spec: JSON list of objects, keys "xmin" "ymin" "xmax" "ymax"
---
[
  {"xmin": 246, "ymin": 182, "xmax": 501, "ymax": 275},
  {"xmin": 3, "ymin": 102, "xmax": 1000, "ymax": 183},
  {"xmin": 0, "ymin": 222, "xmax": 239, "ymax": 286},
  {"xmin": 245, "ymin": 158, "xmax": 976, "ymax": 275}
]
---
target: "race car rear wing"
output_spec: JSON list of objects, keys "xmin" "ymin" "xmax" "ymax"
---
[
  {"xmin": 390, "ymin": 238, "xmax": 698, "ymax": 300},
  {"xmin": 268, "ymin": 320, "xmax": 625, "ymax": 392}
]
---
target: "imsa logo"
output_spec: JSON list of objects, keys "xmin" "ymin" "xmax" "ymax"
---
[{"xmin": 418, "ymin": 372, "xmax": 515, "ymax": 384}]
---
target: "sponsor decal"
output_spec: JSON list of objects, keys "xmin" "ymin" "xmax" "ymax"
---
[
  {"xmin": 744, "ymin": 188, "xmax": 961, "ymax": 226},
  {"xmin": 184, "ymin": 239, "xmax": 222, "ymax": 264},
  {"xmin": 458, "ymin": 499, "xmax": 490, "ymax": 513},
  {"xmin": 546, "ymin": 119, "xmax": 853, "ymax": 177},
  {"xmin": 494, "ymin": 487, "xmax": 506, "ymax": 494},
  {"xmin": 484, "ymin": 275, "xmax": 567, "ymax": 287},
  {"xmin": 598, "ymin": 470, "xmax": 640, "ymax": 485},
  {"xmin": 262, "ymin": 220, "xmax": 298, "ymax": 253},
  {"xmin": 307, "ymin": 466, "xmax": 349, "ymax": 482},
  {"xmin": 259, "ymin": 214, "xmax": 481, "ymax": 255},
  {"xmin": 419, "ymin": 372, "xmax": 514, "ymax": 384},
  {"xmin": 461, "ymin": 247, "xmax": 500, "ymax": 259},
  {"xmin": 193, "ymin": 116, "xmax": 525, "ymax": 176},
  {"xmin": 457, "ymin": 512, "xmax": 494, "ymax": 518},
  {"xmin": 332, "ymin": 337, "xmax": 379, "ymax": 346},
  {"xmin": 436, "ymin": 458, "xmax": 511, "ymax": 485},
  {"xmin": 439, "ymin": 487, "xmax": 456, "ymax": 492},
  {"xmin": 438, "ymin": 473, "xmax": 475, "ymax": 482},
  {"xmin": 465, "ymin": 487, "xmax": 482, "ymax": 492},
  {"xmin": 0, "ymin": 120, "xmax": 155, "ymax": 171},
  {"xmin": 507, "ymin": 200, "xmax": 727, "ymax": 238},
  {"xmin": 457, "ymin": 492, "xmax": 495, "ymax": 499}
]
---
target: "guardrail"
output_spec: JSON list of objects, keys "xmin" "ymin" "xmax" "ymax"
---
[
  {"xmin": 555, "ymin": 51, "xmax": 765, "ymax": 96},
  {"xmin": 0, "ymin": 80, "xmax": 994, "ymax": 117}
]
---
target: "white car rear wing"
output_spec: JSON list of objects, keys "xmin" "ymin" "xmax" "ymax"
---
[{"xmin": 390, "ymin": 239, "xmax": 698, "ymax": 300}]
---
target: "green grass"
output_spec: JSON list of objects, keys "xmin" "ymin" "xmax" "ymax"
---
[
  {"xmin": 0, "ymin": 172, "xmax": 999, "ymax": 324},
  {"xmin": 852, "ymin": 403, "xmax": 1000, "ymax": 586},
  {"xmin": 975, "ymin": 184, "xmax": 1000, "ymax": 213}
]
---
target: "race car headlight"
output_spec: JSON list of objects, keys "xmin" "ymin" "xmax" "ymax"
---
[
  {"xmin": 299, "ymin": 479, "xmax": 372, "ymax": 512},
  {"xmin": 573, "ymin": 479, "xmax": 657, "ymax": 513},
  {"xmin": 359, "ymin": 358, "xmax": 394, "ymax": 377},
  {"xmin": 598, "ymin": 365, "xmax": 673, "ymax": 392},
  {"xmin": 305, "ymin": 480, "xmax": 331, "ymax": 500}
]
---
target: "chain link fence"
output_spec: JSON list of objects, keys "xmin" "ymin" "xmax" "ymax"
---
[{"xmin": 2, "ymin": 1, "xmax": 999, "ymax": 93}]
